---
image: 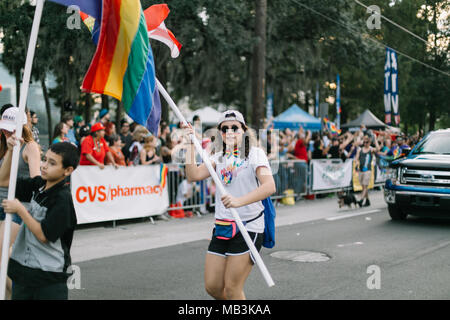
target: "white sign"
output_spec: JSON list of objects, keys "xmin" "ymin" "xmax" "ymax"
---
[
  {"xmin": 71, "ymin": 165, "xmax": 169, "ymax": 224},
  {"xmin": 375, "ymin": 165, "xmax": 388, "ymax": 184},
  {"xmin": 311, "ymin": 159, "xmax": 353, "ymax": 191}
]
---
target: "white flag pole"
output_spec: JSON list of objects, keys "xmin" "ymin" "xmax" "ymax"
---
[
  {"xmin": 0, "ymin": 0, "xmax": 45, "ymax": 300},
  {"xmin": 156, "ymin": 79, "xmax": 275, "ymax": 287}
]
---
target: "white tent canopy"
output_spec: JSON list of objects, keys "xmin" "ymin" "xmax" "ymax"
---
[
  {"xmin": 386, "ymin": 125, "xmax": 401, "ymax": 133},
  {"xmin": 189, "ymin": 106, "xmax": 223, "ymax": 126}
]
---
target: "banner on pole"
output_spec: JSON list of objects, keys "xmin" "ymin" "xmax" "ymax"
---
[
  {"xmin": 311, "ymin": 159, "xmax": 353, "ymax": 191},
  {"xmin": 266, "ymin": 90, "xmax": 273, "ymax": 120},
  {"xmin": 71, "ymin": 165, "xmax": 169, "ymax": 224},
  {"xmin": 336, "ymin": 74, "xmax": 341, "ymax": 130},
  {"xmin": 315, "ymin": 82, "xmax": 319, "ymax": 118},
  {"xmin": 390, "ymin": 49, "xmax": 399, "ymax": 125},
  {"xmin": 384, "ymin": 48, "xmax": 392, "ymax": 125},
  {"xmin": 375, "ymin": 164, "xmax": 388, "ymax": 184}
]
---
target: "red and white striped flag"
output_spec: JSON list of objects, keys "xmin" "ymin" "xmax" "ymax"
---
[{"xmin": 144, "ymin": 4, "xmax": 182, "ymax": 58}]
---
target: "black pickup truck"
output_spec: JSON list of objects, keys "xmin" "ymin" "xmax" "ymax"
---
[{"xmin": 384, "ymin": 129, "xmax": 450, "ymax": 220}]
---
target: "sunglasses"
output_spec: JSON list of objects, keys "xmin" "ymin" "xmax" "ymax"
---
[{"xmin": 221, "ymin": 125, "xmax": 241, "ymax": 134}]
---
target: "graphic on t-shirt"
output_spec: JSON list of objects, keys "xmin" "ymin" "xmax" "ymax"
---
[
  {"xmin": 221, "ymin": 167, "xmax": 233, "ymax": 184},
  {"xmin": 220, "ymin": 149, "xmax": 245, "ymax": 185}
]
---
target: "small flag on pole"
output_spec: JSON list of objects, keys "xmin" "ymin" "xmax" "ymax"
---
[
  {"xmin": 160, "ymin": 163, "xmax": 168, "ymax": 188},
  {"xmin": 323, "ymin": 117, "xmax": 341, "ymax": 136},
  {"xmin": 79, "ymin": 11, "xmax": 95, "ymax": 33},
  {"xmin": 393, "ymin": 146, "xmax": 401, "ymax": 159},
  {"xmin": 79, "ymin": 10, "xmax": 101, "ymax": 43},
  {"xmin": 144, "ymin": 4, "xmax": 182, "ymax": 58}
]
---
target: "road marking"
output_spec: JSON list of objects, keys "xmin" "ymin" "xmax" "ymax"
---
[
  {"xmin": 337, "ymin": 242, "xmax": 364, "ymax": 248},
  {"xmin": 326, "ymin": 210, "xmax": 380, "ymax": 221}
]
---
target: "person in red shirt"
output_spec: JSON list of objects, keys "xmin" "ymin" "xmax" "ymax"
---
[
  {"xmin": 293, "ymin": 128, "xmax": 311, "ymax": 162},
  {"xmin": 79, "ymin": 123, "xmax": 117, "ymax": 169}
]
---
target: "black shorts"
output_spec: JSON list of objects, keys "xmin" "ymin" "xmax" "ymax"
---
[
  {"xmin": 207, "ymin": 229, "xmax": 264, "ymax": 264},
  {"xmin": 12, "ymin": 282, "xmax": 68, "ymax": 300}
]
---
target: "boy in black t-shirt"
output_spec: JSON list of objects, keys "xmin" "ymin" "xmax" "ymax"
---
[{"xmin": 0, "ymin": 140, "xmax": 80, "ymax": 300}]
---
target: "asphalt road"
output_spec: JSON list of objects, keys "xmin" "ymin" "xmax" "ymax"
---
[{"xmin": 69, "ymin": 190, "xmax": 450, "ymax": 300}]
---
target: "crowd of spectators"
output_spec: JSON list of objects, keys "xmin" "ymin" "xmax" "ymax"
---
[
  {"xmin": 35, "ymin": 110, "xmax": 209, "ymax": 170},
  {"xmin": 0, "ymin": 103, "xmax": 425, "ymax": 220},
  {"xmin": 37, "ymin": 108, "xmax": 423, "ymax": 170},
  {"xmin": 23, "ymin": 106, "xmax": 426, "ymax": 215},
  {"xmin": 260, "ymin": 122, "xmax": 422, "ymax": 165}
]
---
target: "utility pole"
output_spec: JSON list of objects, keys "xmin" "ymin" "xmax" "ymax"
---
[{"xmin": 251, "ymin": 0, "xmax": 267, "ymax": 128}]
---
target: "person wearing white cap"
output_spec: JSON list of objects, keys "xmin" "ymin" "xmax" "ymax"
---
[
  {"xmin": 0, "ymin": 106, "xmax": 41, "ymax": 298},
  {"xmin": 182, "ymin": 110, "xmax": 276, "ymax": 300}
]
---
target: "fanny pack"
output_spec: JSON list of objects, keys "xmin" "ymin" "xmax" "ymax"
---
[{"xmin": 214, "ymin": 212, "xmax": 263, "ymax": 240}]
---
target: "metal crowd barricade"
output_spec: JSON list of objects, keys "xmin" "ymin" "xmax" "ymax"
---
[
  {"xmin": 166, "ymin": 163, "xmax": 207, "ymax": 216},
  {"xmin": 205, "ymin": 177, "xmax": 216, "ymax": 208},
  {"xmin": 202, "ymin": 159, "xmax": 309, "ymax": 204},
  {"xmin": 270, "ymin": 159, "xmax": 308, "ymax": 200},
  {"xmin": 165, "ymin": 157, "xmax": 389, "ymax": 214}
]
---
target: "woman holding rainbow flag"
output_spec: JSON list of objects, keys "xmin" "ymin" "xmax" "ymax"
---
[{"xmin": 183, "ymin": 110, "xmax": 275, "ymax": 300}]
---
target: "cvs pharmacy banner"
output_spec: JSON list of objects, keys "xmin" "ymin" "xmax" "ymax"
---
[
  {"xmin": 71, "ymin": 165, "xmax": 169, "ymax": 224},
  {"xmin": 311, "ymin": 159, "xmax": 353, "ymax": 191}
]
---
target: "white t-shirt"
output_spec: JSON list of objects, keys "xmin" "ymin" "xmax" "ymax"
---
[
  {"xmin": 176, "ymin": 179, "xmax": 193, "ymax": 204},
  {"xmin": 210, "ymin": 147, "xmax": 272, "ymax": 233},
  {"xmin": 323, "ymin": 135, "xmax": 330, "ymax": 148}
]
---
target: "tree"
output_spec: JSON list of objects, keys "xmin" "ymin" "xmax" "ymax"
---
[
  {"xmin": 351, "ymin": 0, "xmax": 450, "ymax": 132},
  {"xmin": 0, "ymin": 1, "xmax": 32, "ymax": 106},
  {"xmin": 1, "ymin": 0, "xmax": 446, "ymax": 135},
  {"xmin": 44, "ymin": 2, "xmax": 95, "ymax": 122},
  {"xmin": 144, "ymin": 0, "xmax": 254, "ymax": 115}
]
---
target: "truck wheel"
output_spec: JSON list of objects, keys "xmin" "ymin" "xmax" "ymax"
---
[{"xmin": 388, "ymin": 204, "xmax": 407, "ymax": 220}]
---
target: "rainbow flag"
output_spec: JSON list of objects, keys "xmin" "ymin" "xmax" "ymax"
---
[
  {"xmin": 323, "ymin": 117, "xmax": 341, "ymax": 135},
  {"xmin": 49, "ymin": 0, "xmax": 161, "ymax": 135},
  {"xmin": 328, "ymin": 122, "xmax": 341, "ymax": 135},
  {"xmin": 393, "ymin": 147, "xmax": 401, "ymax": 159},
  {"xmin": 82, "ymin": 0, "xmax": 161, "ymax": 135},
  {"xmin": 160, "ymin": 164, "xmax": 168, "ymax": 188}
]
